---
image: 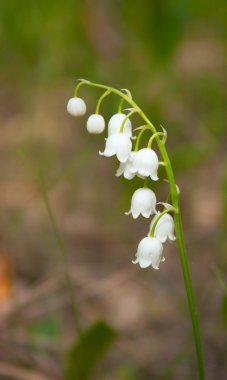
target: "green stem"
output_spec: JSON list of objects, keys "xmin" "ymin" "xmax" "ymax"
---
[
  {"xmin": 134, "ymin": 126, "xmax": 150, "ymax": 151},
  {"xmin": 81, "ymin": 80, "xmax": 205, "ymax": 379},
  {"xmin": 120, "ymin": 109, "xmax": 138, "ymax": 133},
  {"xmin": 147, "ymin": 132, "xmax": 164, "ymax": 149},
  {"xmin": 143, "ymin": 177, "xmax": 149, "ymax": 188},
  {"xmin": 150, "ymin": 209, "xmax": 170, "ymax": 237},
  {"xmin": 118, "ymin": 97, "xmax": 125, "ymax": 113},
  {"xmin": 42, "ymin": 189, "xmax": 81, "ymax": 337},
  {"xmin": 74, "ymin": 80, "xmax": 89, "ymax": 97},
  {"xmin": 95, "ymin": 90, "xmax": 111, "ymax": 114},
  {"xmin": 174, "ymin": 208, "xmax": 205, "ymax": 379}
]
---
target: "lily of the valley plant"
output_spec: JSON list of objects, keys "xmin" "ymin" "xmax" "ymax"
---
[{"xmin": 67, "ymin": 79, "xmax": 206, "ymax": 380}]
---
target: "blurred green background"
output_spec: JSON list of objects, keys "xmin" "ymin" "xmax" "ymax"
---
[{"xmin": 0, "ymin": 1, "xmax": 226, "ymax": 379}]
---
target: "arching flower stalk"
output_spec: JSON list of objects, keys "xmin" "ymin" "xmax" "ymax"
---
[{"xmin": 67, "ymin": 79, "xmax": 205, "ymax": 380}]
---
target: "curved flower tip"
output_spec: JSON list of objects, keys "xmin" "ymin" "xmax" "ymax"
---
[
  {"xmin": 164, "ymin": 179, "xmax": 180, "ymax": 195},
  {"xmin": 133, "ymin": 237, "xmax": 164, "ymax": 270},
  {"xmin": 120, "ymin": 88, "xmax": 132, "ymax": 99},
  {"xmin": 99, "ymin": 148, "xmax": 113, "ymax": 157},
  {"xmin": 77, "ymin": 78, "xmax": 91, "ymax": 84},
  {"xmin": 67, "ymin": 97, "xmax": 86, "ymax": 117},
  {"xmin": 160, "ymin": 125, "xmax": 167, "ymax": 143},
  {"xmin": 123, "ymin": 107, "xmax": 139, "ymax": 112},
  {"xmin": 108, "ymin": 113, "xmax": 132, "ymax": 137},
  {"xmin": 131, "ymin": 148, "xmax": 159, "ymax": 180},
  {"xmin": 149, "ymin": 212, "xmax": 176, "ymax": 243},
  {"xmin": 100, "ymin": 133, "xmax": 132, "ymax": 163},
  {"xmin": 151, "ymin": 174, "xmax": 159, "ymax": 181},
  {"xmin": 134, "ymin": 125, "xmax": 147, "ymax": 131},
  {"xmin": 126, "ymin": 188, "xmax": 156, "ymax": 219},
  {"xmin": 176, "ymin": 184, "xmax": 180, "ymax": 195},
  {"xmin": 157, "ymin": 202, "xmax": 178, "ymax": 213},
  {"xmin": 87, "ymin": 114, "xmax": 105, "ymax": 134}
]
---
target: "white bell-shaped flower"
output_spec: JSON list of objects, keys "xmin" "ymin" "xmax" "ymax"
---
[
  {"xmin": 116, "ymin": 152, "xmax": 146, "ymax": 180},
  {"xmin": 149, "ymin": 212, "xmax": 176, "ymax": 243},
  {"xmin": 86, "ymin": 114, "xmax": 105, "ymax": 134},
  {"xmin": 131, "ymin": 148, "xmax": 159, "ymax": 181},
  {"xmin": 67, "ymin": 97, "xmax": 86, "ymax": 117},
  {"xmin": 99, "ymin": 133, "xmax": 132, "ymax": 163},
  {"xmin": 108, "ymin": 113, "xmax": 132, "ymax": 137},
  {"xmin": 133, "ymin": 237, "xmax": 164, "ymax": 269},
  {"xmin": 125, "ymin": 188, "xmax": 156, "ymax": 218},
  {"xmin": 116, "ymin": 152, "xmax": 136, "ymax": 179}
]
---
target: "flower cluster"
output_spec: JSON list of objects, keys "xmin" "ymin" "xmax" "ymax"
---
[{"xmin": 67, "ymin": 88, "xmax": 176, "ymax": 270}]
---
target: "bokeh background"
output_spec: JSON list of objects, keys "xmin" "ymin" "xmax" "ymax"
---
[{"xmin": 0, "ymin": 1, "xmax": 227, "ymax": 379}]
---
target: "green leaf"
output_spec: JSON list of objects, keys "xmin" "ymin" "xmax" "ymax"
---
[
  {"xmin": 28, "ymin": 315, "xmax": 61, "ymax": 339},
  {"xmin": 65, "ymin": 320, "xmax": 117, "ymax": 380}
]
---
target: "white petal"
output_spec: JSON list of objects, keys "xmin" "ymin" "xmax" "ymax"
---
[
  {"xmin": 131, "ymin": 208, "xmax": 140, "ymax": 219},
  {"xmin": 99, "ymin": 134, "xmax": 118, "ymax": 157},
  {"xmin": 108, "ymin": 113, "xmax": 132, "ymax": 137},
  {"xmin": 138, "ymin": 257, "xmax": 152, "ymax": 268},
  {"xmin": 133, "ymin": 148, "xmax": 159, "ymax": 180},
  {"xmin": 99, "ymin": 147, "xmax": 115, "ymax": 157},
  {"xmin": 137, "ymin": 167, "xmax": 151, "ymax": 177},
  {"xmin": 133, "ymin": 237, "xmax": 164, "ymax": 270},
  {"xmin": 141, "ymin": 208, "xmax": 153, "ymax": 218},
  {"xmin": 129, "ymin": 188, "xmax": 156, "ymax": 219},
  {"xmin": 153, "ymin": 213, "xmax": 176, "ymax": 243},
  {"xmin": 115, "ymin": 163, "xmax": 125, "ymax": 177},
  {"xmin": 155, "ymin": 234, "xmax": 167, "ymax": 243},
  {"xmin": 115, "ymin": 135, "xmax": 132, "ymax": 163},
  {"xmin": 123, "ymin": 170, "xmax": 135, "ymax": 180},
  {"xmin": 150, "ymin": 173, "xmax": 159, "ymax": 181},
  {"xmin": 115, "ymin": 152, "xmax": 135, "ymax": 179},
  {"xmin": 130, "ymin": 166, "xmax": 137, "ymax": 174},
  {"xmin": 150, "ymin": 243, "xmax": 163, "ymax": 269},
  {"xmin": 168, "ymin": 233, "xmax": 176, "ymax": 241},
  {"xmin": 116, "ymin": 150, "xmax": 130, "ymax": 163},
  {"xmin": 137, "ymin": 173, "xmax": 146, "ymax": 180}
]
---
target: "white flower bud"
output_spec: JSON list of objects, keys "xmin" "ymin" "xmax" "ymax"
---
[
  {"xmin": 131, "ymin": 148, "xmax": 159, "ymax": 181},
  {"xmin": 99, "ymin": 133, "xmax": 132, "ymax": 163},
  {"xmin": 67, "ymin": 97, "xmax": 86, "ymax": 117},
  {"xmin": 125, "ymin": 188, "xmax": 156, "ymax": 218},
  {"xmin": 149, "ymin": 212, "xmax": 176, "ymax": 243},
  {"xmin": 86, "ymin": 114, "xmax": 105, "ymax": 134},
  {"xmin": 133, "ymin": 237, "xmax": 164, "ymax": 269},
  {"xmin": 108, "ymin": 113, "xmax": 132, "ymax": 137}
]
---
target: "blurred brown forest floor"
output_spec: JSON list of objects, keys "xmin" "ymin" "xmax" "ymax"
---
[{"xmin": 0, "ymin": 2, "xmax": 227, "ymax": 379}]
